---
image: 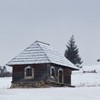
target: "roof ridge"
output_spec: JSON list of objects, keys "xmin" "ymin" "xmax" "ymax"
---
[
  {"xmin": 35, "ymin": 40, "xmax": 50, "ymax": 45},
  {"xmin": 37, "ymin": 43, "xmax": 51, "ymax": 63}
]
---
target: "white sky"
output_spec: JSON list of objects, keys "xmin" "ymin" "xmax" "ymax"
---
[{"xmin": 0, "ymin": 0, "xmax": 100, "ymax": 66}]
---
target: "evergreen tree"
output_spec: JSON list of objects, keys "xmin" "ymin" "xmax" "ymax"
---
[
  {"xmin": 97, "ymin": 59, "xmax": 100, "ymax": 62},
  {"xmin": 65, "ymin": 35, "xmax": 83, "ymax": 68}
]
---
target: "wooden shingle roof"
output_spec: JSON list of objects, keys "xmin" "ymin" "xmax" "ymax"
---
[{"xmin": 7, "ymin": 41, "xmax": 78, "ymax": 70}]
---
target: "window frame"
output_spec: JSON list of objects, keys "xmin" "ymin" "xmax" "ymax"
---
[
  {"xmin": 24, "ymin": 66, "xmax": 34, "ymax": 79},
  {"xmin": 58, "ymin": 68, "xmax": 64, "ymax": 83},
  {"xmin": 50, "ymin": 66, "xmax": 55, "ymax": 78}
]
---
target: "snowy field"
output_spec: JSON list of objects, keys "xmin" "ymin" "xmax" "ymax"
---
[
  {"xmin": 0, "ymin": 65, "xmax": 100, "ymax": 100},
  {"xmin": 72, "ymin": 71, "xmax": 100, "ymax": 87},
  {"xmin": 0, "ymin": 87, "xmax": 100, "ymax": 100},
  {"xmin": 0, "ymin": 77, "xmax": 11, "ymax": 89}
]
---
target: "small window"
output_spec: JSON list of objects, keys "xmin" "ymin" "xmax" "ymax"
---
[
  {"xmin": 26, "ymin": 68, "xmax": 32, "ymax": 76},
  {"xmin": 24, "ymin": 66, "xmax": 34, "ymax": 79},
  {"xmin": 50, "ymin": 66, "xmax": 55, "ymax": 77},
  {"xmin": 51, "ymin": 68, "xmax": 55, "ymax": 76}
]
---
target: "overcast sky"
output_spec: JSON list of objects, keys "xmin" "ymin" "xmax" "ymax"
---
[{"xmin": 0, "ymin": 0, "xmax": 100, "ymax": 66}]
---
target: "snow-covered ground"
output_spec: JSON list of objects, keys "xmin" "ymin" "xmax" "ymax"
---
[
  {"xmin": 0, "ymin": 87, "xmax": 100, "ymax": 100},
  {"xmin": 0, "ymin": 77, "xmax": 11, "ymax": 89},
  {"xmin": 72, "ymin": 71, "xmax": 100, "ymax": 87},
  {"xmin": 71, "ymin": 64, "xmax": 100, "ymax": 86},
  {"xmin": 0, "ymin": 65, "xmax": 100, "ymax": 100}
]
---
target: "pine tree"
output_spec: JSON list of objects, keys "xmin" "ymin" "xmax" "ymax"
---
[{"xmin": 65, "ymin": 35, "xmax": 83, "ymax": 68}]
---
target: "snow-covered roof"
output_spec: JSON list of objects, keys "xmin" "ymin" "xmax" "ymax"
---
[{"xmin": 7, "ymin": 41, "xmax": 78, "ymax": 70}]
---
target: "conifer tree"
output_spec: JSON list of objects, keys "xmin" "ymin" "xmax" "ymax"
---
[{"xmin": 65, "ymin": 35, "xmax": 83, "ymax": 68}]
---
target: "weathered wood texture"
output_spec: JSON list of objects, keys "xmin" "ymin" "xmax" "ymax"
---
[
  {"xmin": 12, "ymin": 63, "xmax": 72, "ymax": 87},
  {"xmin": 12, "ymin": 64, "xmax": 49, "ymax": 83},
  {"xmin": 49, "ymin": 64, "xmax": 72, "ymax": 85},
  {"xmin": 63, "ymin": 67, "xmax": 71, "ymax": 85},
  {"xmin": 13, "ymin": 65, "xmax": 24, "ymax": 82}
]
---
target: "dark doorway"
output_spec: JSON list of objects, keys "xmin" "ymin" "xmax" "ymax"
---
[{"xmin": 59, "ymin": 70, "xmax": 63, "ymax": 83}]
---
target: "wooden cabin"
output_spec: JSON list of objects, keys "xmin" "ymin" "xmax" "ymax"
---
[{"xmin": 7, "ymin": 41, "xmax": 78, "ymax": 88}]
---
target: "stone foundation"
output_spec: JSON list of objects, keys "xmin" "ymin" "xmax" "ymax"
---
[
  {"xmin": 11, "ymin": 81, "xmax": 48, "ymax": 88},
  {"xmin": 11, "ymin": 81, "xmax": 74, "ymax": 88}
]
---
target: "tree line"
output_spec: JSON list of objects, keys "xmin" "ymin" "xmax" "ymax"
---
[{"xmin": 0, "ymin": 66, "xmax": 12, "ymax": 77}]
